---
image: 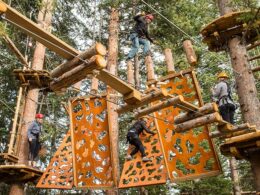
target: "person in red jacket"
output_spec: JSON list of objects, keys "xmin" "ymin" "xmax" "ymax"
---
[
  {"xmin": 125, "ymin": 116, "xmax": 156, "ymax": 162},
  {"xmin": 126, "ymin": 13, "xmax": 154, "ymax": 61}
]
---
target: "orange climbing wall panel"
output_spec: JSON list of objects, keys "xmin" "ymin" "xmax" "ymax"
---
[
  {"xmin": 69, "ymin": 97, "xmax": 114, "ymax": 189},
  {"xmin": 37, "ymin": 131, "xmax": 73, "ymax": 189},
  {"xmin": 119, "ymin": 116, "xmax": 167, "ymax": 189},
  {"xmin": 154, "ymin": 70, "xmax": 221, "ymax": 182}
]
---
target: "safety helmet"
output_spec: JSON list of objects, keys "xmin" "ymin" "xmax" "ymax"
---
[
  {"xmin": 145, "ymin": 14, "xmax": 154, "ymax": 21},
  {"xmin": 217, "ymin": 72, "xmax": 229, "ymax": 79},
  {"xmin": 35, "ymin": 113, "xmax": 44, "ymax": 119}
]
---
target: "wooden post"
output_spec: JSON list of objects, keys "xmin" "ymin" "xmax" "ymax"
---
[
  {"xmin": 91, "ymin": 77, "xmax": 99, "ymax": 94},
  {"xmin": 51, "ymin": 43, "xmax": 106, "ymax": 78},
  {"xmin": 9, "ymin": 1, "xmax": 53, "ymax": 194},
  {"xmin": 183, "ymin": 40, "xmax": 197, "ymax": 66},
  {"xmin": 218, "ymin": 0, "xmax": 260, "ymax": 192},
  {"xmin": 230, "ymin": 157, "xmax": 242, "ymax": 195},
  {"xmin": 134, "ymin": 56, "xmax": 141, "ymax": 89},
  {"xmin": 164, "ymin": 48, "xmax": 175, "ymax": 73},
  {"xmin": 127, "ymin": 60, "xmax": 135, "ymax": 87},
  {"xmin": 145, "ymin": 55, "xmax": 156, "ymax": 82},
  {"xmin": 106, "ymin": 8, "xmax": 119, "ymax": 195}
]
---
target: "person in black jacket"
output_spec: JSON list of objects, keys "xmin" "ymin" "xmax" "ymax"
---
[
  {"xmin": 126, "ymin": 13, "xmax": 154, "ymax": 61},
  {"xmin": 125, "ymin": 116, "xmax": 156, "ymax": 162},
  {"xmin": 27, "ymin": 113, "xmax": 44, "ymax": 167}
]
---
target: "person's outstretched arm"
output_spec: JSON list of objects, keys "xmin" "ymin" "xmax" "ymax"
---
[{"xmin": 141, "ymin": 121, "xmax": 155, "ymax": 135}]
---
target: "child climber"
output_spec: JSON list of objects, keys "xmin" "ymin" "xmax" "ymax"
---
[
  {"xmin": 126, "ymin": 12, "xmax": 155, "ymax": 61},
  {"xmin": 126, "ymin": 116, "xmax": 156, "ymax": 162}
]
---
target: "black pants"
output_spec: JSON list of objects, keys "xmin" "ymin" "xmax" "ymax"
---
[
  {"xmin": 28, "ymin": 139, "xmax": 40, "ymax": 161},
  {"xmin": 127, "ymin": 132, "xmax": 146, "ymax": 157},
  {"xmin": 219, "ymin": 103, "xmax": 235, "ymax": 124}
]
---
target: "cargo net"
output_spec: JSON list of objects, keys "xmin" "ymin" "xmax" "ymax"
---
[
  {"xmin": 69, "ymin": 97, "xmax": 114, "ymax": 189},
  {"xmin": 154, "ymin": 71, "xmax": 221, "ymax": 182},
  {"xmin": 119, "ymin": 116, "xmax": 167, "ymax": 189},
  {"xmin": 37, "ymin": 131, "xmax": 73, "ymax": 189}
]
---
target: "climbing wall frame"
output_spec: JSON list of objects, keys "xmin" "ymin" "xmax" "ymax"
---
[
  {"xmin": 154, "ymin": 70, "xmax": 221, "ymax": 182},
  {"xmin": 119, "ymin": 116, "xmax": 167, "ymax": 189},
  {"xmin": 69, "ymin": 97, "xmax": 114, "ymax": 189},
  {"xmin": 37, "ymin": 131, "xmax": 73, "ymax": 189}
]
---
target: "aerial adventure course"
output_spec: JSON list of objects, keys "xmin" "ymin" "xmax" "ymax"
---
[{"xmin": 0, "ymin": 0, "xmax": 259, "ymax": 194}]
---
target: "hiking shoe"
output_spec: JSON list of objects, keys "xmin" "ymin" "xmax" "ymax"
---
[
  {"xmin": 125, "ymin": 155, "xmax": 132, "ymax": 160},
  {"xmin": 142, "ymin": 156, "xmax": 150, "ymax": 162}
]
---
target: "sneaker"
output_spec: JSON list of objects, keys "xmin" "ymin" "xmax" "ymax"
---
[
  {"xmin": 142, "ymin": 156, "xmax": 150, "ymax": 162},
  {"xmin": 125, "ymin": 155, "xmax": 132, "ymax": 160}
]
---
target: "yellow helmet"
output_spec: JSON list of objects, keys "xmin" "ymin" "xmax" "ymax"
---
[{"xmin": 217, "ymin": 72, "xmax": 229, "ymax": 79}]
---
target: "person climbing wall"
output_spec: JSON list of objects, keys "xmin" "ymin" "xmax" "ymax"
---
[
  {"xmin": 27, "ymin": 113, "xmax": 44, "ymax": 168},
  {"xmin": 125, "ymin": 116, "xmax": 156, "ymax": 162},
  {"xmin": 126, "ymin": 12, "xmax": 155, "ymax": 61},
  {"xmin": 211, "ymin": 72, "xmax": 236, "ymax": 124}
]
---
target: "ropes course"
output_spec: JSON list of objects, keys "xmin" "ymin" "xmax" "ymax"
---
[{"xmin": 0, "ymin": 0, "xmax": 259, "ymax": 194}]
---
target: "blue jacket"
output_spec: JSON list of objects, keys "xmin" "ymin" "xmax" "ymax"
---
[{"xmin": 27, "ymin": 120, "xmax": 41, "ymax": 140}]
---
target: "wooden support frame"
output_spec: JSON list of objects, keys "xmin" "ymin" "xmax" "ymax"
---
[
  {"xmin": 117, "ymin": 88, "xmax": 168, "ymax": 114},
  {"xmin": 134, "ymin": 95, "xmax": 184, "ymax": 118}
]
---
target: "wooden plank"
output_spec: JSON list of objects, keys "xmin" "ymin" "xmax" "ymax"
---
[
  {"xmin": 225, "ymin": 131, "xmax": 260, "ymax": 144},
  {"xmin": 96, "ymin": 69, "xmax": 142, "ymax": 103},
  {"xmin": 1, "ymin": 1, "xmax": 79, "ymax": 59}
]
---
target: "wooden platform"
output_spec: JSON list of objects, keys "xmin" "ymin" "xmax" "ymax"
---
[
  {"xmin": 220, "ymin": 130, "xmax": 260, "ymax": 159},
  {"xmin": 0, "ymin": 164, "xmax": 43, "ymax": 184},
  {"xmin": 13, "ymin": 69, "xmax": 51, "ymax": 88},
  {"xmin": 0, "ymin": 153, "xmax": 18, "ymax": 164},
  {"xmin": 200, "ymin": 11, "xmax": 260, "ymax": 52}
]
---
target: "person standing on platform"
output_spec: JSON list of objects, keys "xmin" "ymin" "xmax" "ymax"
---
[
  {"xmin": 27, "ymin": 113, "xmax": 44, "ymax": 167},
  {"xmin": 212, "ymin": 72, "xmax": 236, "ymax": 124}
]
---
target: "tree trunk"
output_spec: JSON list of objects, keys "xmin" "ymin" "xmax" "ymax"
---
[
  {"xmin": 230, "ymin": 157, "xmax": 241, "ymax": 195},
  {"xmin": 9, "ymin": 1, "xmax": 53, "ymax": 194},
  {"xmin": 106, "ymin": 8, "xmax": 119, "ymax": 195},
  {"xmin": 217, "ymin": 0, "xmax": 260, "ymax": 192}
]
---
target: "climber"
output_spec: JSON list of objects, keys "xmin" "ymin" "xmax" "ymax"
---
[
  {"xmin": 27, "ymin": 113, "xmax": 44, "ymax": 167},
  {"xmin": 211, "ymin": 72, "xmax": 236, "ymax": 124},
  {"xmin": 125, "ymin": 116, "xmax": 156, "ymax": 162},
  {"xmin": 126, "ymin": 12, "xmax": 155, "ymax": 61}
]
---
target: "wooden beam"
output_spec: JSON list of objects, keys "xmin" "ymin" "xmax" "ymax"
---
[
  {"xmin": 225, "ymin": 131, "xmax": 260, "ymax": 144},
  {"xmin": 50, "ymin": 55, "xmax": 106, "ymax": 91},
  {"xmin": 134, "ymin": 95, "xmax": 184, "ymax": 118},
  {"xmin": 96, "ymin": 69, "xmax": 142, "ymax": 104},
  {"xmin": 164, "ymin": 48, "xmax": 175, "ymax": 73},
  {"xmin": 3, "ymin": 35, "xmax": 29, "ymax": 66},
  {"xmin": 174, "ymin": 102, "xmax": 218, "ymax": 124},
  {"xmin": 1, "ymin": 1, "xmax": 78, "ymax": 59},
  {"xmin": 183, "ymin": 40, "xmax": 197, "ymax": 66},
  {"xmin": 252, "ymin": 66, "xmax": 260, "ymax": 72},
  {"xmin": 247, "ymin": 41, "xmax": 260, "ymax": 50},
  {"xmin": 175, "ymin": 112, "xmax": 222, "ymax": 133},
  {"xmin": 175, "ymin": 98, "xmax": 199, "ymax": 112},
  {"xmin": 51, "ymin": 43, "xmax": 106, "ymax": 78},
  {"xmin": 211, "ymin": 128, "xmax": 256, "ymax": 139},
  {"xmin": 117, "ymin": 88, "xmax": 168, "ymax": 114},
  {"xmin": 249, "ymin": 54, "xmax": 260, "ymax": 61}
]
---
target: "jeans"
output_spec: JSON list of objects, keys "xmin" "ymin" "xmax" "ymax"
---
[
  {"xmin": 127, "ymin": 33, "xmax": 151, "ymax": 60},
  {"xmin": 28, "ymin": 138, "xmax": 41, "ymax": 161}
]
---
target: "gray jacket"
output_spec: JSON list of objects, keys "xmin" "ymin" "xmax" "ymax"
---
[
  {"xmin": 212, "ymin": 81, "xmax": 233, "ymax": 106},
  {"xmin": 27, "ymin": 120, "xmax": 41, "ymax": 140}
]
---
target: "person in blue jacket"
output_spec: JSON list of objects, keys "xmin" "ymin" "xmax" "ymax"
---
[
  {"xmin": 126, "ymin": 13, "xmax": 155, "ymax": 61},
  {"xmin": 27, "ymin": 113, "xmax": 44, "ymax": 167}
]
